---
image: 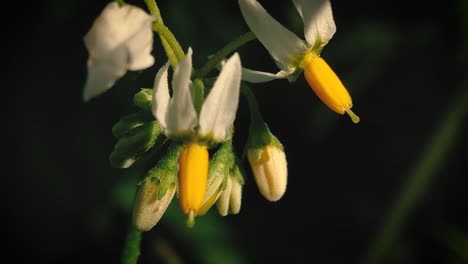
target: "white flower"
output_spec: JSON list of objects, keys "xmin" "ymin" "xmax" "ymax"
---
[
  {"xmin": 83, "ymin": 2, "xmax": 155, "ymax": 101},
  {"xmin": 238, "ymin": 0, "xmax": 335, "ymax": 83},
  {"xmin": 239, "ymin": 0, "xmax": 360, "ymax": 123},
  {"xmin": 152, "ymin": 47, "xmax": 242, "ymax": 143},
  {"xmin": 152, "ymin": 48, "xmax": 242, "ymax": 223}
]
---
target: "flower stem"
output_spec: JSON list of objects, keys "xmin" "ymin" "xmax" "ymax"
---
[
  {"xmin": 153, "ymin": 23, "xmax": 185, "ymax": 63},
  {"xmin": 144, "ymin": 0, "xmax": 185, "ymax": 67},
  {"xmin": 159, "ymin": 35, "xmax": 179, "ymax": 70},
  {"xmin": 121, "ymin": 226, "xmax": 142, "ymax": 264},
  {"xmin": 362, "ymin": 87, "xmax": 468, "ymax": 264},
  {"xmin": 144, "ymin": 0, "xmax": 163, "ymax": 23},
  {"xmin": 196, "ymin": 31, "xmax": 256, "ymax": 79},
  {"xmin": 240, "ymin": 83, "xmax": 263, "ymax": 125}
]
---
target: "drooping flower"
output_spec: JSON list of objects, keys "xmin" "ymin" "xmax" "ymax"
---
[
  {"xmin": 238, "ymin": 0, "xmax": 360, "ymax": 123},
  {"xmin": 246, "ymin": 120, "xmax": 287, "ymax": 202},
  {"xmin": 152, "ymin": 48, "xmax": 242, "ymax": 225},
  {"xmin": 83, "ymin": 2, "xmax": 155, "ymax": 101}
]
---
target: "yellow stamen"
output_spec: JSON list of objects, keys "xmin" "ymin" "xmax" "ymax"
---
[
  {"xmin": 186, "ymin": 209, "xmax": 195, "ymax": 228},
  {"xmin": 301, "ymin": 54, "xmax": 360, "ymax": 123},
  {"xmin": 345, "ymin": 108, "xmax": 360, "ymax": 124},
  {"xmin": 178, "ymin": 142, "xmax": 209, "ymax": 220}
]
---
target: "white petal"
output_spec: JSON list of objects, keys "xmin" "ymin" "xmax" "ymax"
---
[
  {"xmin": 166, "ymin": 48, "xmax": 197, "ymax": 136},
  {"xmin": 229, "ymin": 176, "xmax": 242, "ymax": 214},
  {"xmin": 82, "ymin": 46, "xmax": 127, "ymax": 102},
  {"xmin": 152, "ymin": 61, "xmax": 171, "ymax": 131},
  {"xmin": 238, "ymin": 0, "xmax": 308, "ymax": 67},
  {"xmin": 292, "ymin": 0, "xmax": 336, "ymax": 47},
  {"xmin": 126, "ymin": 21, "xmax": 155, "ymax": 71},
  {"xmin": 83, "ymin": 2, "xmax": 155, "ymax": 101},
  {"xmin": 241, "ymin": 67, "xmax": 292, "ymax": 83},
  {"xmin": 199, "ymin": 53, "xmax": 242, "ymax": 142},
  {"xmin": 216, "ymin": 176, "xmax": 232, "ymax": 216}
]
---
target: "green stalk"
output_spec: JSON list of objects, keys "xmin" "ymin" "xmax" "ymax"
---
[
  {"xmin": 144, "ymin": 0, "xmax": 185, "ymax": 67},
  {"xmin": 153, "ymin": 23, "xmax": 185, "ymax": 63},
  {"xmin": 240, "ymin": 83, "xmax": 263, "ymax": 126},
  {"xmin": 121, "ymin": 227, "xmax": 142, "ymax": 264},
  {"xmin": 144, "ymin": 0, "xmax": 163, "ymax": 23},
  {"xmin": 196, "ymin": 32, "xmax": 256, "ymax": 78},
  {"xmin": 159, "ymin": 35, "xmax": 179, "ymax": 70},
  {"xmin": 362, "ymin": 87, "xmax": 468, "ymax": 264},
  {"xmin": 115, "ymin": 0, "xmax": 125, "ymax": 6}
]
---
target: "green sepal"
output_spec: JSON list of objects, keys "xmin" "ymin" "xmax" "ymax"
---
[
  {"xmin": 247, "ymin": 121, "xmax": 282, "ymax": 149},
  {"xmin": 192, "ymin": 79, "xmax": 204, "ymax": 116},
  {"xmin": 109, "ymin": 121, "xmax": 162, "ymax": 168},
  {"xmin": 245, "ymin": 120, "xmax": 284, "ymax": 163},
  {"xmin": 133, "ymin": 88, "xmax": 153, "ymax": 110},
  {"xmin": 112, "ymin": 110, "xmax": 155, "ymax": 139},
  {"xmin": 209, "ymin": 140, "xmax": 238, "ymax": 191},
  {"xmin": 144, "ymin": 144, "xmax": 182, "ymax": 200},
  {"xmin": 231, "ymin": 153, "xmax": 246, "ymax": 185}
]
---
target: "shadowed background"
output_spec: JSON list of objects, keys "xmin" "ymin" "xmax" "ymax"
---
[{"xmin": 6, "ymin": 0, "xmax": 467, "ymax": 263}]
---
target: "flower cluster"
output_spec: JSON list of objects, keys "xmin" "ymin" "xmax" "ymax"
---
[{"xmin": 83, "ymin": 0, "xmax": 358, "ymax": 230}]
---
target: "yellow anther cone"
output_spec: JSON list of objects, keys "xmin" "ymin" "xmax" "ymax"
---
[
  {"xmin": 302, "ymin": 54, "xmax": 360, "ymax": 123},
  {"xmin": 178, "ymin": 142, "xmax": 209, "ymax": 226}
]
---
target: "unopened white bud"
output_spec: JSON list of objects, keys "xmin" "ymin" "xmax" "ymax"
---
[
  {"xmin": 216, "ymin": 175, "xmax": 243, "ymax": 216},
  {"xmin": 133, "ymin": 180, "xmax": 175, "ymax": 231},
  {"xmin": 247, "ymin": 145, "xmax": 287, "ymax": 202},
  {"xmin": 197, "ymin": 169, "xmax": 225, "ymax": 216}
]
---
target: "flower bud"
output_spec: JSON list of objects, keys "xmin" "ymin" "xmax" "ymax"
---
[
  {"xmin": 111, "ymin": 110, "xmax": 154, "ymax": 139},
  {"xmin": 132, "ymin": 144, "xmax": 180, "ymax": 231},
  {"xmin": 246, "ymin": 119, "xmax": 287, "ymax": 202},
  {"xmin": 109, "ymin": 121, "xmax": 161, "ymax": 168},
  {"xmin": 133, "ymin": 88, "xmax": 153, "ymax": 110},
  {"xmin": 247, "ymin": 139, "xmax": 287, "ymax": 202},
  {"xmin": 216, "ymin": 174, "xmax": 243, "ymax": 216},
  {"xmin": 198, "ymin": 140, "xmax": 242, "ymax": 216},
  {"xmin": 133, "ymin": 179, "xmax": 176, "ymax": 231}
]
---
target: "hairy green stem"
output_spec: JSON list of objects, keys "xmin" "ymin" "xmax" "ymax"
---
[
  {"xmin": 363, "ymin": 87, "xmax": 468, "ymax": 264},
  {"xmin": 154, "ymin": 23, "xmax": 185, "ymax": 63},
  {"xmin": 159, "ymin": 35, "xmax": 179, "ymax": 70},
  {"xmin": 144, "ymin": 0, "xmax": 184, "ymax": 67},
  {"xmin": 144, "ymin": 0, "xmax": 163, "ymax": 23},
  {"xmin": 121, "ymin": 226, "xmax": 142, "ymax": 264},
  {"xmin": 196, "ymin": 32, "xmax": 256, "ymax": 78},
  {"xmin": 240, "ymin": 83, "xmax": 263, "ymax": 125}
]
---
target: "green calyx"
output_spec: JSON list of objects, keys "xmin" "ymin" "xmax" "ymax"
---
[
  {"xmin": 208, "ymin": 141, "xmax": 235, "ymax": 191},
  {"xmin": 112, "ymin": 110, "xmax": 155, "ymax": 139},
  {"xmin": 109, "ymin": 121, "xmax": 162, "ymax": 168},
  {"xmin": 144, "ymin": 144, "xmax": 182, "ymax": 200}
]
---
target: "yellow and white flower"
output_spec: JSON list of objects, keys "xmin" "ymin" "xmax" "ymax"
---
[
  {"xmin": 152, "ymin": 48, "xmax": 242, "ymax": 225},
  {"xmin": 83, "ymin": 2, "xmax": 155, "ymax": 101},
  {"xmin": 239, "ymin": 0, "xmax": 360, "ymax": 123}
]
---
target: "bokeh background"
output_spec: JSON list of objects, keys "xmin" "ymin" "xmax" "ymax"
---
[{"xmin": 7, "ymin": 0, "xmax": 467, "ymax": 263}]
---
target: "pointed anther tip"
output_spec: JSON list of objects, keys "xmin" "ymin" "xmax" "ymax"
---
[
  {"xmin": 345, "ymin": 108, "xmax": 360, "ymax": 124},
  {"xmin": 186, "ymin": 209, "xmax": 195, "ymax": 228}
]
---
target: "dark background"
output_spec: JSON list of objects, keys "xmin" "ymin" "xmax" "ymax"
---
[{"xmin": 6, "ymin": 0, "xmax": 467, "ymax": 263}]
